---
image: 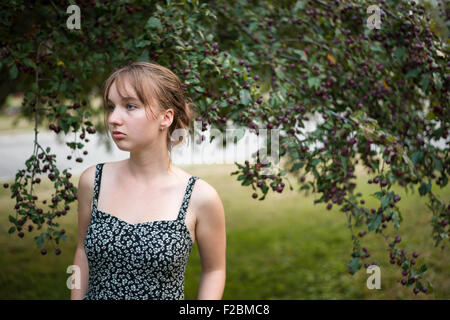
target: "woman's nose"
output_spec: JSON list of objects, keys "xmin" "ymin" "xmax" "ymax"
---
[{"xmin": 108, "ymin": 108, "xmax": 123, "ymax": 125}]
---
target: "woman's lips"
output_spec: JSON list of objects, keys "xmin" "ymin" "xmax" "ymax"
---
[{"xmin": 112, "ymin": 132, "xmax": 126, "ymax": 138}]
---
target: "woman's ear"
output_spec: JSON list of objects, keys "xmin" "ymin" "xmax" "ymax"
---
[{"xmin": 160, "ymin": 108, "xmax": 174, "ymax": 128}]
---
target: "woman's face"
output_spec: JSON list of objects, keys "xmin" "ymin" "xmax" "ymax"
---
[{"xmin": 107, "ymin": 78, "xmax": 164, "ymax": 151}]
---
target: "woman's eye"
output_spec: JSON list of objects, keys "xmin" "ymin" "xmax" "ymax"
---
[{"xmin": 107, "ymin": 104, "xmax": 136, "ymax": 111}]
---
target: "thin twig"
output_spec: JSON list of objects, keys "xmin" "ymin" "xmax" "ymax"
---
[
  {"xmin": 30, "ymin": 40, "xmax": 45, "ymax": 198},
  {"xmin": 280, "ymin": 38, "xmax": 329, "ymax": 50},
  {"xmin": 311, "ymin": 0, "xmax": 332, "ymax": 9},
  {"xmin": 278, "ymin": 52, "xmax": 303, "ymax": 62}
]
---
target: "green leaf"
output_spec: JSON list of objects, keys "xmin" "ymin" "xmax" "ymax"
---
[
  {"xmin": 9, "ymin": 64, "xmax": 18, "ymax": 79},
  {"xmin": 405, "ymin": 68, "xmax": 421, "ymax": 79},
  {"xmin": 347, "ymin": 257, "xmax": 360, "ymax": 274},
  {"xmin": 146, "ymin": 17, "xmax": 162, "ymax": 31},
  {"xmin": 415, "ymin": 280, "xmax": 423, "ymax": 291},
  {"xmin": 371, "ymin": 43, "xmax": 383, "ymax": 53},
  {"xmin": 137, "ymin": 49, "xmax": 150, "ymax": 62},
  {"xmin": 261, "ymin": 182, "xmax": 268, "ymax": 194},
  {"xmin": 292, "ymin": 49, "xmax": 307, "ymax": 61},
  {"xmin": 418, "ymin": 179, "xmax": 431, "ymax": 196},
  {"xmin": 373, "ymin": 191, "xmax": 384, "ymax": 200},
  {"xmin": 293, "ymin": 0, "xmax": 305, "ymax": 12},
  {"xmin": 275, "ymin": 68, "xmax": 285, "ymax": 80},
  {"xmin": 418, "ymin": 183, "xmax": 427, "ymax": 195},
  {"xmin": 307, "ymin": 77, "xmax": 320, "ymax": 89},
  {"xmin": 194, "ymin": 86, "xmax": 205, "ymax": 93},
  {"xmin": 441, "ymin": 175, "xmax": 448, "ymax": 187},
  {"xmin": 201, "ymin": 57, "xmax": 215, "ymax": 66},
  {"xmin": 59, "ymin": 105, "xmax": 67, "ymax": 116},
  {"xmin": 420, "ymin": 75, "xmax": 429, "ymax": 92},
  {"xmin": 368, "ymin": 213, "xmax": 382, "ymax": 231},
  {"xmin": 70, "ymin": 116, "xmax": 80, "ymax": 125},
  {"xmin": 8, "ymin": 226, "xmax": 16, "ymax": 234},
  {"xmin": 291, "ymin": 161, "xmax": 304, "ymax": 171},
  {"xmin": 136, "ymin": 40, "xmax": 152, "ymax": 48},
  {"xmin": 23, "ymin": 58, "xmax": 35, "ymax": 69},
  {"xmin": 393, "ymin": 47, "xmax": 404, "ymax": 61},
  {"xmin": 239, "ymin": 89, "xmax": 251, "ymax": 106},
  {"xmin": 410, "ymin": 150, "xmax": 423, "ymax": 165},
  {"xmin": 434, "ymin": 75, "xmax": 442, "ymax": 90},
  {"xmin": 425, "ymin": 111, "xmax": 436, "ymax": 120},
  {"xmin": 60, "ymin": 118, "xmax": 69, "ymax": 133},
  {"xmin": 392, "ymin": 211, "xmax": 401, "ymax": 229},
  {"xmin": 380, "ymin": 195, "xmax": 390, "ymax": 210},
  {"xmin": 419, "ymin": 264, "xmax": 427, "ymax": 273},
  {"xmin": 311, "ymin": 158, "xmax": 320, "ymax": 166},
  {"xmin": 434, "ymin": 157, "xmax": 443, "ymax": 172},
  {"xmin": 34, "ymin": 233, "xmax": 45, "ymax": 249}
]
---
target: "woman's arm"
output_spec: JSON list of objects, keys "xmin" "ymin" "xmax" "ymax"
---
[
  {"xmin": 70, "ymin": 165, "xmax": 96, "ymax": 300},
  {"xmin": 194, "ymin": 180, "xmax": 226, "ymax": 300}
]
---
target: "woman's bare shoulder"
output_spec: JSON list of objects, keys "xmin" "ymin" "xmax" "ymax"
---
[
  {"xmin": 78, "ymin": 160, "xmax": 120, "ymax": 192},
  {"xmin": 171, "ymin": 167, "xmax": 212, "ymax": 194},
  {"xmin": 189, "ymin": 176, "xmax": 224, "ymax": 221},
  {"xmin": 170, "ymin": 165, "xmax": 222, "ymax": 208}
]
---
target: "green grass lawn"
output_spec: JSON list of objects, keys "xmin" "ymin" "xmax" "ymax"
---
[
  {"xmin": 0, "ymin": 112, "xmax": 37, "ymax": 133},
  {"xmin": 0, "ymin": 163, "xmax": 448, "ymax": 299},
  {"xmin": 0, "ymin": 94, "xmax": 103, "ymax": 133}
]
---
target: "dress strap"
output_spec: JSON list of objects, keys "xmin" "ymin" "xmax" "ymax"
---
[
  {"xmin": 92, "ymin": 163, "xmax": 105, "ymax": 211},
  {"xmin": 177, "ymin": 176, "xmax": 199, "ymax": 222}
]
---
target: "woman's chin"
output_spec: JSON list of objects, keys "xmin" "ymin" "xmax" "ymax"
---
[{"xmin": 114, "ymin": 142, "xmax": 131, "ymax": 151}]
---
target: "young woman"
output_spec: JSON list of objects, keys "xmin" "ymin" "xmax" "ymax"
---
[{"xmin": 71, "ymin": 62, "xmax": 226, "ymax": 300}]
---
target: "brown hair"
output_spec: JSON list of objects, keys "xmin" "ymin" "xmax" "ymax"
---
[{"xmin": 101, "ymin": 62, "xmax": 195, "ymax": 163}]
